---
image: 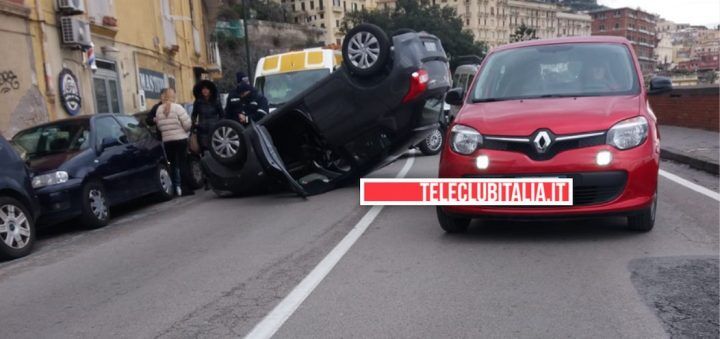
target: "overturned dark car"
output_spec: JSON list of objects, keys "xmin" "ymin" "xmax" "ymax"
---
[{"xmin": 204, "ymin": 24, "xmax": 451, "ymax": 196}]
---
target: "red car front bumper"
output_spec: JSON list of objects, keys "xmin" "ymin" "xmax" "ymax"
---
[{"xmin": 438, "ymin": 139, "xmax": 659, "ymax": 217}]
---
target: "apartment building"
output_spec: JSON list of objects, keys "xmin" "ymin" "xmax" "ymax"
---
[
  {"xmin": 0, "ymin": 0, "xmax": 221, "ymax": 136},
  {"xmin": 281, "ymin": 0, "xmax": 376, "ymax": 45},
  {"xmin": 590, "ymin": 7, "xmax": 657, "ymax": 74},
  {"xmin": 313, "ymin": 0, "xmax": 591, "ymax": 48}
]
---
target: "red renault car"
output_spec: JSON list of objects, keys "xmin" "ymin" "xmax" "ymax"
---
[{"xmin": 438, "ymin": 36, "xmax": 672, "ymax": 233}]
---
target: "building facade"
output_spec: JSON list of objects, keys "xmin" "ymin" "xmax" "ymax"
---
[
  {"xmin": 281, "ymin": 0, "xmax": 376, "ymax": 45},
  {"xmin": 590, "ymin": 7, "xmax": 657, "ymax": 75},
  {"xmin": 447, "ymin": 0, "xmax": 592, "ymax": 48},
  {"xmin": 298, "ymin": 0, "xmax": 592, "ymax": 48},
  {"xmin": 0, "ymin": 0, "xmax": 221, "ymax": 136}
]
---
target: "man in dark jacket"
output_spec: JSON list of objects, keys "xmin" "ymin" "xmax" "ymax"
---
[
  {"xmin": 225, "ymin": 73, "xmax": 269, "ymax": 125},
  {"xmin": 191, "ymin": 80, "xmax": 223, "ymax": 151}
]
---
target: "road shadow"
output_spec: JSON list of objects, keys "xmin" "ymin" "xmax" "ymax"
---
[
  {"xmin": 441, "ymin": 216, "xmax": 641, "ymax": 243},
  {"xmin": 35, "ymin": 194, "xmax": 204, "ymax": 241}
]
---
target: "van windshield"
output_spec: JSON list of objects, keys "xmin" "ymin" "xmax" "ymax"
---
[
  {"xmin": 256, "ymin": 69, "xmax": 331, "ymax": 107},
  {"xmin": 471, "ymin": 43, "xmax": 640, "ymax": 102}
]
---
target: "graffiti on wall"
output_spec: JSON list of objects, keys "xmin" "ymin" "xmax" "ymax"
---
[{"xmin": 0, "ymin": 71, "xmax": 20, "ymax": 94}]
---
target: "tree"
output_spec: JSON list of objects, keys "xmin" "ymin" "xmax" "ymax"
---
[
  {"xmin": 510, "ymin": 23, "xmax": 538, "ymax": 42},
  {"xmin": 343, "ymin": 0, "xmax": 487, "ymax": 68}
]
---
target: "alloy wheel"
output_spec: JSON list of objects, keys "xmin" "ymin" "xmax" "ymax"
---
[
  {"xmin": 347, "ymin": 31, "xmax": 380, "ymax": 69},
  {"xmin": 212, "ymin": 126, "xmax": 241, "ymax": 159},
  {"xmin": 425, "ymin": 129, "xmax": 443, "ymax": 152},
  {"xmin": 89, "ymin": 189, "xmax": 108, "ymax": 220},
  {"xmin": 0, "ymin": 204, "xmax": 31, "ymax": 249},
  {"xmin": 159, "ymin": 167, "xmax": 173, "ymax": 195}
]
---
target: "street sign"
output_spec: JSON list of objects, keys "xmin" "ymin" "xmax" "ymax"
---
[{"xmin": 215, "ymin": 20, "xmax": 245, "ymax": 39}]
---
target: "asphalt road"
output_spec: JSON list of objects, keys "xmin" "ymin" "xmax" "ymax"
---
[{"xmin": 0, "ymin": 154, "xmax": 717, "ymax": 338}]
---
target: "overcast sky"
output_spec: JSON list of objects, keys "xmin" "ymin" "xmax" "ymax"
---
[{"xmin": 597, "ymin": 0, "xmax": 720, "ymax": 27}]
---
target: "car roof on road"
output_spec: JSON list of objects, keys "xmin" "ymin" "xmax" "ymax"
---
[{"xmin": 492, "ymin": 36, "xmax": 631, "ymax": 53}]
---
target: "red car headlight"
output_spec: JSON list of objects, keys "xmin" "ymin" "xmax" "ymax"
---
[
  {"xmin": 607, "ymin": 116, "xmax": 648, "ymax": 150},
  {"xmin": 450, "ymin": 124, "xmax": 483, "ymax": 155}
]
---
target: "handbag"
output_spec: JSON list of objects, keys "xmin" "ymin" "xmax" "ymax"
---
[{"xmin": 189, "ymin": 132, "xmax": 201, "ymax": 154}]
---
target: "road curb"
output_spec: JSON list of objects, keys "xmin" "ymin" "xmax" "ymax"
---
[{"xmin": 660, "ymin": 148, "xmax": 719, "ymax": 175}]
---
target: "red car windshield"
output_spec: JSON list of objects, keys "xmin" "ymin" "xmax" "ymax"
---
[{"xmin": 471, "ymin": 43, "xmax": 640, "ymax": 102}]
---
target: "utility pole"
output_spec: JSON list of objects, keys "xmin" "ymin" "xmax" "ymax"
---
[{"xmin": 242, "ymin": 0, "xmax": 253, "ymax": 79}]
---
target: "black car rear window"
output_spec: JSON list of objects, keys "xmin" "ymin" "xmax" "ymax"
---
[{"xmin": 12, "ymin": 120, "xmax": 91, "ymax": 160}]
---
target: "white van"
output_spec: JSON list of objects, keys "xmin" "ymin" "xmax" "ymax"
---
[{"xmin": 254, "ymin": 48, "xmax": 342, "ymax": 111}]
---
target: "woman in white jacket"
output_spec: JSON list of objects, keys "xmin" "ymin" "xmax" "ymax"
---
[{"xmin": 155, "ymin": 88, "xmax": 194, "ymax": 196}]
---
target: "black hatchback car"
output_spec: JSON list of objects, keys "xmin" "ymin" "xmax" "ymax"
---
[
  {"xmin": 12, "ymin": 114, "xmax": 174, "ymax": 228},
  {"xmin": 0, "ymin": 134, "xmax": 39, "ymax": 260},
  {"xmin": 204, "ymin": 24, "xmax": 451, "ymax": 196}
]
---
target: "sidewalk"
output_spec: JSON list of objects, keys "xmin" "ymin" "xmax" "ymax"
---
[{"xmin": 659, "ymin": 125, "xmax": 719, "ymax": 175}]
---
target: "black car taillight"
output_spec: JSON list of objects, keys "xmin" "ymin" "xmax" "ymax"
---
[{"xmin": 402, "ymin": 69, "xmax": 429, "ymax": 103}]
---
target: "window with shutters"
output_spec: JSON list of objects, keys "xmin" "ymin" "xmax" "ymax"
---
[
  {"xmin": 161, "ymin": 0, "xmax": 177, "ymax": 48},
  {"xmin": 191, "ymin": 0, "xmax": 201, "ymax": 56}
]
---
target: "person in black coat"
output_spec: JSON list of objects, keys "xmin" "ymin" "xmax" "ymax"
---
[
  {"xmin": 191, "ymin": 80, "xmax": 224, "ymax": 152},
  {"xmin": 225, "ymin": 74, "xmax": 269, "ymax": 125}
]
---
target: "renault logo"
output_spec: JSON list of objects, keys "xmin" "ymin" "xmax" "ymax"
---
[{"xmin": 532, "ymin": 130, "xmax": 553, "ymax": 153}]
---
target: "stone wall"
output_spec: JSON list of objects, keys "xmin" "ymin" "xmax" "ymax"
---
[
  {"xmin": 247, "ymin": 20, "xmax": 325, "ymax": 55},
  {"xmin": 649, "ymin": 85, "xmax": 719, "ymax": 132},
  {"xmin": 216, "ymin": 20, "xmax": 326, "ymax": 92}
]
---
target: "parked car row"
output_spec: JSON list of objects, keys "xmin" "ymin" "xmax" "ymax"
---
[{"xmin": 0, "ymin": 113, "xmax": 176, "ymax": 260}]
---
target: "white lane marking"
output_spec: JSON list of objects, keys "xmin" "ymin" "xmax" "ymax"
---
[
  {"xmin": 245, "ymin": 155, "xmax": 416, "ymax": 339},
  {"xmin": 659, "ymin": 169, "xmax": 720, "ymax": 202}
]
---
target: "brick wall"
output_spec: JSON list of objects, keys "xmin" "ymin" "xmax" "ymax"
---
[{"xmin": 649, "ymin": 85, "xmax": 719, "ymax": 131}]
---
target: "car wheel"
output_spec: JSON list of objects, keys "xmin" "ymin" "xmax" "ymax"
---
[
  {"xmin": 628, "ymin": 193, "xmax": 656, "ymax": 232},
  {"xmin": 80, "ymin": 181, "xmax": 110, "ymax": 229},
  {"xmin": 419, "ymin": 128, "xmax": 444, "ymax": 156},
  {"xmin": 342, "ymin": 23, "xmax": 391, "ymax": 77},
  {"xmin": 155, "ymin": 165, "xmax": 174, "ymax": 201},
  {"xmin": 0, "ymin": 197, "xmax": 35, "ymax": 260},
  {"xmin": 436, "ymin": 207, "xmax": 470, "ymax": 233},
  {"xmin": 188, "ymin": 155, "xmax": 205, "ymax": 190},
  {"xmin": 209, "ymin": 120, "xmax": 247, "ymax": 166}
]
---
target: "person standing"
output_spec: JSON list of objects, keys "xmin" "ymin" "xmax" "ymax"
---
[
  {"xmin": 191, "ymin": 80, "xmax": 223, "ymax": 152},
  {"xmin": 225, "ymin": 80, "xmax": 269, "ymax": 125},
  {"xmin": 154, "ymin": 88, "xmax": 195, "ymax": 196}
]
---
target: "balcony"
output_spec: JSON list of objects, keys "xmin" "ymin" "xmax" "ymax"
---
[{"xmin": 206, "ymin": 41, "xmax": 222, "ymax": 73}]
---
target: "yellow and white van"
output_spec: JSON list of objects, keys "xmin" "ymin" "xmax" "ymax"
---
[{"xmin": 254, "ymin": 48, "xmax": 342, "ymax": 110}]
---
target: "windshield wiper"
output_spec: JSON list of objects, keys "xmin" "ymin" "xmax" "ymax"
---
[{"xmin": 472, "ymin": 98, "xmax": 507, "ymax": 103}]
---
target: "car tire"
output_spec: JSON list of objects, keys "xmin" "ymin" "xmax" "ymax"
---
[
  {"xmin": 155, "ymin": 164, "xmax": 174, "ymax": 201},
  {"xmin": 209, "ymin": 120, "xmax": 247, "ymax": 166},
  {"xmin": 628, "ymin": 193, "xmax": 656, "ymax": 232},
  {"xmin": 0, "ymin": 197, "xmax": 35, "ymax": 260},
  {"xmin": 79, "ymin": 180, "xmax": 110, "ymax": 229},
  {"xmin": 436, "ymin": 206, "xmax": 470, "ymax": 233},
  {"xmin": 342, "ymin": 23, "xmax": 391, "ymax": 77},
  {"xmin": 188, "ymin": 155, "xmax": 205, "ymax": 190},
  {"xmin": 419, "ymin": 128, "xmax": 444, "ymax": 156}
]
